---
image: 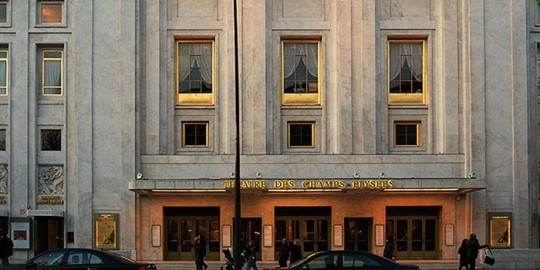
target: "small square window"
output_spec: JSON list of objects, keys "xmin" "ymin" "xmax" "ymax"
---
[
  {"xmin": 0, "ymin": 129, "xmax": 5, "ymax": 151},
  {"xmin": 39, "ymin": 1, "xmax": 62, "ymax": 24},
  {"xmin": 0, "ymin": 2, "xmax": 7, "ymax": 24},
  {"xmin": 288, "ymin": 122, "xmax": 315, "ymax": 148},
  {"xmin": 183, "ymin": 122, "xmax": 208, "ymax": 147},
  {"xmin": 394, "ymin": 121, "xmax": 421, "ymax": 146},
  {"xmin": 41, "ymin": 129, "xmax": 61, "ymax": 151}
]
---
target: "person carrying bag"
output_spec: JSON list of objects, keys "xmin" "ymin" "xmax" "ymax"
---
[{"xmin": 484, "ymin": 245, "xmax": 495, "ymax": 266}]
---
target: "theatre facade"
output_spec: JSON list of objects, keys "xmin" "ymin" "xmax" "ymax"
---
[{"xmin": 1, "ymin": 1, "xmax": 539, "ymax": 269}]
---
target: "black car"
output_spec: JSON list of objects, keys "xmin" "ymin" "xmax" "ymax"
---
[
  {"xmin": 23, "ymin": 248, "xmax": 157, "ymax": 270},
  {"xmin": 285, "ymin": 251, "xmax": 419, "ymax": 270}
]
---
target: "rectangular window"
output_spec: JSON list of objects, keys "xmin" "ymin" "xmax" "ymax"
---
[
  {"xmin": 41, "ymin": 129, "xmax": 61, "ymax": 151},
  {"xmin": 0, "ymin": 49, "xmax": 7, "ymax": 95},
  {"xmin": 394, "ymin": 121, "xmax": 421, "ymax": 147},
  {"xmin": 282, "ymin": 40, "xmax": 321, "ymax": 105},
  {"xmin": 0, "ymin": 1, "xmax": 7, "ymax": 23},
  {"xmin": 388, "ymin": 40, "xmax": 426, "ymax": 105},
  {"xmin": 0, "ymin": 129, "xmax": 5, "ymax": 151},
  {"xmin": 41, "ymin": 49, "xmax": 63, "ymax": 96},
  {"xmin": 537, "ymin": 44, "xmax": 540, "ymax": 93},
  {"xmin": 39, "ymin": 1, "xmax": 62, "ymax": 24},
  {"xmin": 288, "ymin": 122, "xmax": 315, "ymax": 148},
  {"xmin": 176, "ymin": 40, "xmax": 214, "ymax": 105},
  {"xmin": 182, "ymin": 122, "xmax": 209, "ymax": 147}
]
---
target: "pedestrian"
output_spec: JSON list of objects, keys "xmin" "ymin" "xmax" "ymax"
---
[
  {"xmin": 244, "ymin": 239, "xmax": 258, "ymax": 270},
  {"xmin": 383, "ymin": 237, "xmax": 394, "ymax": 260},
  {"xmin": 198, "ymin": 234, "xmax": 208, "ymax": 270},
  {"xmin": 465, "ymin": 233, "xmax": 487, "ymax": 270},
  {"xmin": 183, "ymin": 236, "xmax": 205, "ymax": 270},
  {"xmin": 0, "ymin": 228, "xmax": 13, "ymax": 266},
  {"xmin": 289, "ymin": 239, "xmax": 302, "ymax": 265},
  {"xmin": 457, "ymin": 238, "xmax": 468, "ymax": 270},
  {"xmin": 278, "ymin": 238, "xmax": 290, "ymax": 267}
]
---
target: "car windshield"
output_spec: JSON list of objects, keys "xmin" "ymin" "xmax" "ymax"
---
[{"xmin": 32, "ymin": 250, "xmax": 65, "ymax": 266}]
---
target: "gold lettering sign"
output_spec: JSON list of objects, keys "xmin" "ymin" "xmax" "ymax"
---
[
  {"xmin": 223, "ymin": 180, "xmax": 267, "ymax": 189},
  {"xmin": 273, "ymin": 180, "xmax": 296, "ymax": 189},
  {"xmin": 351, "ymin": 180, "xmax": 395, "ymax": 189},
  {"xmin": 301, "ymin": 180, "xmax": 346, "ymax": 189},
  {"xmin": 37, "ymin": 195, "xmax": 64, "ymax": 204}
]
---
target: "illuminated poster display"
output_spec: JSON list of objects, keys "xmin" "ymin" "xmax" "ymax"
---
[
  {"xmin": 10, "ymin": 218, "xmax": 30, "ymax": 249},
  {"xmin": 95, "ymin": 213, "xmax": 119, "ymax": 249},
  {"xmin": 489, "ymin": 213, "xmax": 511, "ymax": 248}
]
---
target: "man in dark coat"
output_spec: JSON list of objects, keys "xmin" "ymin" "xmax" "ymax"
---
[
  {"xmin": 278, "ymin": 238, "xmax": 290, "ymax": 267},
  {"xmin": 289, "ymin": 239, "xmax": 302, "ymax": 265},
  {"xmin": 383, "ymin": 237, "xmax": 394, "ymax": 260},
  {"xmin": 0, "ymin": 229, "xmax": 13, "ymax": 266},
  {"xmin": 465, "ymin": 233, "xmax": 487, "ymax": 270}
]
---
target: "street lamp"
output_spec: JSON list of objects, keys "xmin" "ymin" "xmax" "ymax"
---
[{"xmin": 233, "ymin": 0, "xmax": 242, "ymax": 269}]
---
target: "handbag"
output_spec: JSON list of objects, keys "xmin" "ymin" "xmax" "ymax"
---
[{"xmin": 484, "ymin": 246, "xmax": 495, "ymax": 265}]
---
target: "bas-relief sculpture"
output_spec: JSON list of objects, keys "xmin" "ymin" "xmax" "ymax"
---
[
  {"xmin": 0, "ymin": 164, "xmax": 7, "ymax": 194},
  {"xmin": 38, "ymin": 166, "xmax": 64, "ymax": 195}
]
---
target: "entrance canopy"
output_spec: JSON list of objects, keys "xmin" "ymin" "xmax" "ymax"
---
[{"xmin": 129, "ymin": 178, "xmax": 485, "ymax": 194}]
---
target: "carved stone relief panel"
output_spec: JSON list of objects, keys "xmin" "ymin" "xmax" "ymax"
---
[
  {"xmin": 38, "ymin": 165, "xmax": 64, "ymax": 195},
  {"xmin": 283, "ymin": 0, "xmax": 324, "ymax": 19},
  {"xmin": 168, "ymin": 0, "xmax": 218, "ymax": 21},
  {"xmin": 382, "ymin": 0, "xmax": 432, "ymax": 20},
  {"xmin": 0, "ymin": 164, "xmax": 7, "ymax": 194}
]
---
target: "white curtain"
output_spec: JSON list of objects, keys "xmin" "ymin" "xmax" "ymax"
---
[
  {"xmin": 411, "ymin": 43, "xmax": 423, "ymax": 81},
  {"xmin": 44, "ymin": 60, "xmax": 61, "ymax": 86},
  {"xmin": 389, "ymin": 42, "xmax": 423, "ymax": 82},
  {"xmin": 178, "ymin": 43, "xmax": 212, "ymax": 87},
  {"xmin": 389, "ymin": 43, "xmax": 401, "ymax": 81},
  {"xmin": 0, "ymin": 61, "xmax": 6, "ymax": 87},
  {"xmin": 284, "ymin": 43, "xmax": 318, "ymax": 79}
]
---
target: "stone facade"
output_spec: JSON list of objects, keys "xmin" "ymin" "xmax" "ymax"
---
[{"xmin": 0, "ymin": 0, "xmax": 539, "ymax": 268}]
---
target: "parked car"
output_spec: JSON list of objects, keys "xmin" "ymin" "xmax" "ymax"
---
[
  {"xmin": 23, "ymin": 248, "xmax": 157, "ymax": 270},
  {"xmin": 280, "ymin": 250, "xmax": 419, "ymax": 270}
]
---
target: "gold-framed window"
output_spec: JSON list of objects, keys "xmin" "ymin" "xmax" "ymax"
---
[
  {"xmin": 38, "ymin": 0, "xmax": 63, "ymax": 24},
  {"xmin": 282, "ymin": 40, "xmax": 321, "ymax": 105},
  {"xmin": 182, "ymin": 122, "xmax": 209, "ymax": 147},
  {"xmin": 41, "ymin": 49, "xmax": 63, "ymax": 96},
  {"xmin": 0, "ymin": 49, "xmax": 8, "ymax": 96},
  {"xmin": 388, "ymin": 40, "xmax": 427, "ymax": 105},
  {"xmin": 394, "ymin": 121, "xmax": 422, "ymax": 147},
  {"xmin": 176, "ymin": 40, "xmax": 215, "ymax": 105},
  {"xmin": 287, "ymin": 121, "xmax": 316, "ymax": 148},
  {"xmin": 0, "ymin": 1, "xmax": 8, "ymax": 24}
]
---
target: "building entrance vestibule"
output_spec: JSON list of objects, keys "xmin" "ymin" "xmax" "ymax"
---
[
  {"xmin": 344, "ymin": 218, "xmax": 372, "ymax": 252},
  {"xmin": 164, "ymin": 207, "xmax": 220, "ymax": 261},
  {"xmin": 34, "ymin": 216, "xmax": 64, "ymax": 255},
  {"xmin": 274, "ymin": 207, "xmax": 330, "ymax": 259},
  {"xmin": 386, "ymin": 206, "xmax": 439, "ymax": 260}
]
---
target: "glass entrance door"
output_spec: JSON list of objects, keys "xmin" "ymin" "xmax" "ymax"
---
[
  {"xmin": 240, "ymin": 218, "xmax": 262, "ymax": 261},
  {"xmin": 386, "ymin": 217, "xmax": 438, "ymax": 259},
  {"xmin": 164, "ymin": 207, "xmax": 220, "ymax": 261},
  {"xmin": 274, "ymin": 207, "xmax": 331, "ymax": 259},
  {"xmin": 344, "ymin": 218, "xmax": 372, "ymax": 252}
]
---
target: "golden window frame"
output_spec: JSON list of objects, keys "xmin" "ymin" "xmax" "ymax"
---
[
  {"xmin": 175, "ymin": 40, "xmax": 216, "ymax": 106},
  {"xmin": 387, "ymin": 39, "xmax": 428, "ymax": 105},
  {"xmin": 0, "ymin": 49, "xmax": 8, "ymax": 96},
  {"xmin": 182, "ymin": 121, "xmax": 210, "ymax": 147},
  {"xmin": 393, "ymin": 121, "xmax": 422, "ymax": 147},
  {"xmin": 41, "ymin": 49, "xmax": 63, "ymax": 96},
  {"xmin": 38, "ymin": 1, "xmax": 63, "ymax": 24},
  {"xmin": 287, "ymin": 121, "xmax": 316, "ymax": 148},
  {"xmin": 281, "ymin": 40, "xmax": 322, "ymax": 106}
]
